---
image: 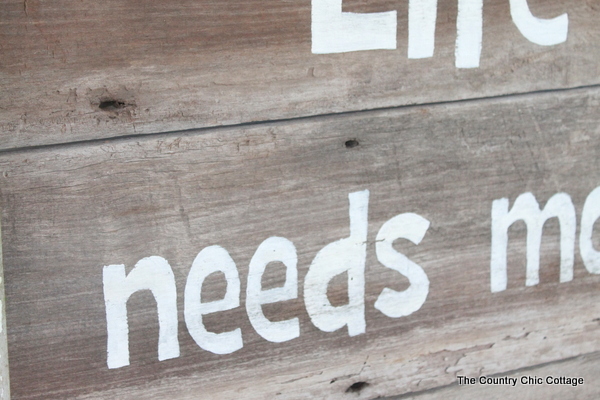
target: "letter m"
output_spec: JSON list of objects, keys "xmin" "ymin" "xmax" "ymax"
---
[{"xmin": 490, "ymin": 192, "xmax": 576, "ymax": 292}]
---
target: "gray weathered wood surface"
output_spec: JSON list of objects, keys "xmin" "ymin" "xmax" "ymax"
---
[
  {"xmin": 387, "ymin": 352, "xmax": 600, "ymax": 400},
  {"xmin": 1, "ymin": 0, "xmax": 599, "ymax": 149},
  {"xmin": 0, "ymin": 219, "xmax": 9, "ymax": 400},
  {"xmin": 0, "ymin": 86, "xmax": 598, "ymax": 399}
]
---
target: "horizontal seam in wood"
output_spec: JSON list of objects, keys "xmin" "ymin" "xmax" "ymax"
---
[{"xmin": 1, "ymin": 83, "xmax": 600, "ymax": 156}]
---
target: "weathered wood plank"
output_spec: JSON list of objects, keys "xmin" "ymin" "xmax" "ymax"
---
[
  {"xmin": 388, "ymin": 352, "xmax": 600, "ymax": 399},
  {"xmin": 0, "ymin": 219, "xmax": 10, "ymax": 400},
  {"xmin": 1, "ymin": 0, "xmax": 599, "ymax": 149},
  {"xmin": 0, "ymin": 86, "xmax": 599, "ymax": 399}
]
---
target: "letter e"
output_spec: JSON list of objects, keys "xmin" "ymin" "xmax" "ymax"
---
[
  {"xmin": 184, "ymin": 246, "xmax": 243, "ymax": 354},
  {"xmin": 580, "ymin": 186, "xmax": 600, "ymax": 274},
  {"xmin": 246, "ymin": 237, "xmax": 300, "ymax": 343}
]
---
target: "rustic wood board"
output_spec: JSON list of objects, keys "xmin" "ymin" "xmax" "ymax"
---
[
  {"xmin": 0, "ymin": 219, "xmax": 9, "ymax": 400},
  {"xmin": 1, "ymin": 0, "xmax": 599, "ymax": 149},
  {"xmin": 388, "ymin": 351, "xmax": 600, "ymax": 400},
  {"xmin": 0, "ymin": 86, "xmax": 599, "ymax": 399}
]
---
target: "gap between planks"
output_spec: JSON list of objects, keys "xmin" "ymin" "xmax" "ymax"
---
[{"xmin": 1, "ymin": 83, "xmax": 600, "ymax": 157}]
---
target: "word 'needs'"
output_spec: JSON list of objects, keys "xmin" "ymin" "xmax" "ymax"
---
[{"xmin": 103, "ymin": 190, "xmax": 429, "ymax": 369}]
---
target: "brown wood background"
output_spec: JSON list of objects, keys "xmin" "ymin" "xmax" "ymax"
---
[
  {"xmin": 1, "ymin": 0, "xmax": 599, "ymax": 398},
  {"xmin": 1, "ymin": 0, "xmax": 599, "ymax": 149},
  {"xmin": 0, "ymin": 218, "xmax": 9, "ymax": 400}
]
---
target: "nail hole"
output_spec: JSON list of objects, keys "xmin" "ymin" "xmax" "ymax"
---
[
  {"xmin": 99, "ymin": 100, "xmax": 126, "ymax": 111},
  {"xmin": 346, "ymin": 381, "xmax": 369, "ymax": 393},
  {"xmin": 345, "ymin": 139, "xmax": 359, "ymax": 149}
]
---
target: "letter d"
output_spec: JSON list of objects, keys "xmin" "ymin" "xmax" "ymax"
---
[{"xmin": 304, "ymin": 190, "xmax": 368, "ymax": 336}]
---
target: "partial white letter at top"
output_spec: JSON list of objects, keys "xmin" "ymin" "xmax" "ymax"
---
[
  {"xmin": 408, "ymin": 0, "xmax": 438, "ymax": 59},
  {"xmin": 455, "ymin": 0, "xmax": 482, "ymax": 68},
  {"xmin": 311, "ymin": 0, "xmax": 397, "ymax": 53},
  {"xmin": 509, "ymin": 0, "xmax": 568, "ymax": 45}
]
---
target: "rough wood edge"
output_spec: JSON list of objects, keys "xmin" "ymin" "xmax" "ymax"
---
[{"xmin": 0, "ymin": 216, "xmax": 10, "ymax": 400}]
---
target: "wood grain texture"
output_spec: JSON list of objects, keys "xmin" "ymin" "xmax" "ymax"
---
[
  {"xmin": 1, "ymin": 0, "xmax": 599, "ymax": 149},
  {"xmin": 386, "ymin": 352, "xmax": 600, "ymax": 400},
  {"xmin": 0, "ymin": 86, "xmax": 599, "ymax": 399},
  {"xmin": 0, "ymin": 219, "xmax": 9, "ymax": 400}
]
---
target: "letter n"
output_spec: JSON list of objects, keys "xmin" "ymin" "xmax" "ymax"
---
[
  {"xmin": 490, "ymin": 192, "xmax": 576, "ymax": 292},
  {"xmin": 103, "ymin": 256, "xmax": 180, "ymax": 369}
]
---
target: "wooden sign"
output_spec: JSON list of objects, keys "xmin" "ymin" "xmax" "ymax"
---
[
  {"xmin": 0, "ymin": 220, "xmax": 9, "ymax": 400},
  {"xmin": 1, "ymin": 0, "xmax": 600, "ymax": 398},
  {"xmin": 0, "ymin": 0, "xmax": 599, "ymax": 149},
  {"xmin": 1, "ymin": 87, "xmax": 600, "ymax": 398}
]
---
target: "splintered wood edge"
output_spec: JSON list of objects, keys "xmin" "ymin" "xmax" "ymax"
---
[{"xmin": 0, "ymin": 216, "xmax": 10, "ymax": 400}]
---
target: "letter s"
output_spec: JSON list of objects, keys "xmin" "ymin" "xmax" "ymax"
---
[{"xmin": 374, "ymin": 213, "xmax": 430, "ymax": 318}]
